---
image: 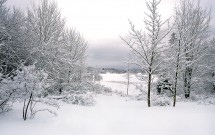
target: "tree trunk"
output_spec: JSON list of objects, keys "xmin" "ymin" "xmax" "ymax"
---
[
  {"xmin": 127, "ymin": 62, "xmax": 130, "ymax": 96},
  {"xmin": 59, "ymin": 88, "xmax": 62, "ymax": 94},
  {"xmin": 184, "ymin": 67, "xmax": 192, "ymax": 98},
  {"xmin": 23, "ymin": 100, "xmax": 26, "ymax": 119},
  {"xmin": 68, "ymin": 71, "xmax": 71, "ymax": 83},
  {"xmin": 173, "ymin": 68, "xmax": 178, "ymax": 107},
  {"xmin": 148, "ymin": 72, "xmax": 152, "ymax": 107},
  {"xmin": 23, "ymin": 93, "xmax": 33, "ymax": 121},
  {"xmin": 173, "ymin": 37, "xmax": 181, "ymax": 107},
  {"xmin": 127, "ymin": 75, "xmax": 129, "ymax": 96}
]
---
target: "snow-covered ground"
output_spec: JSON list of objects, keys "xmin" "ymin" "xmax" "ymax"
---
[
  {"xmin": 0, "ymin": 73, "xmax": 215, "ymax": 135},
  {"xmin": 100, "ymin": 72, "xmax": 145, "ymax": 96}
]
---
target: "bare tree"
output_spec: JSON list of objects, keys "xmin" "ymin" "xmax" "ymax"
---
[{"xmin": 121, "ymin": 0, "xmax": 171, "ymax": 107}]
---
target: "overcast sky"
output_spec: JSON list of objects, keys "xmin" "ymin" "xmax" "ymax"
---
[{"xmin": 7, "ymin": 0, "xmax": 215, "ymax": 69}]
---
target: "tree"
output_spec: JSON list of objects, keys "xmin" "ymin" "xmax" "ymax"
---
[
  {"xmin": 121, "ymin": 0, "xmax": 171, "ymax": 107},
  {"xmin": 0, "ymin": 0, "xmax": 90, "ymax": 118},
  {"xmin": 55, "ymin": 28, "xmax": 88, "ymax": 94},
  {"xmin": 173, "ymin": 0, "xmax": 211, "ymax": 98},
  {"xmin": 63, "ymin": 29, "xmax": 87, "ymax": 84},
  {"xmin": 0, "ymin": 0, "xmax": 9, "ymax": 43},
  {"xmin": 26, "ymin": 0, "xmax": 88, "ymax": 95},
  {"xmin": 167, "ymin": 32, "xmax": 183, "ymax": 107},
  {"xmin": 0, "ymin": 0, "xmax": 28, "ymax": 76},
  {"xmin": 0, "ymin": 0, "xmax": 32, "ymax": 112},
  {"xmin": 196, "ymin": 38, "xmax": 215, "ymax": 94},
  {"xmin": 26, "ymin": 0, "xmax": 65, "ymax": 73},
  {"xmin": 26, "ymin": 0, "xmax": 66, "ymax": 94}
]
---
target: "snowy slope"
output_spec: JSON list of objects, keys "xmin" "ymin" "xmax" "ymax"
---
[{"xmin": 0, "ymin": 73, "xmax": 215, "ymax": 135}]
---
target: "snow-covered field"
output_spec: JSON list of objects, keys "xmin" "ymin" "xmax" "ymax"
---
[
  {"xmin": 100, "ymin": 72, "xmax": 145, "ymax": 96},
  {"xmin": 0, "ymin": 73, "xmax": 215, "ymax": 135}
]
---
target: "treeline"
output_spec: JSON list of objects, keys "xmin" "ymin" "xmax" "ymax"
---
[
  {"xmin": 0, "ymin": 0, "xmax": 98, "ymax": 119},
  {"xmin": 122, "ymin": 0, "xmax": 215, "ymax": 106}
]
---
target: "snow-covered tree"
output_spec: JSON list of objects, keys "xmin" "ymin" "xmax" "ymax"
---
[
  {"xmin": 14, "ymin": 65, "xmax": 48, "ymax": 120},
  {"xmin": 26, "ymin": 0, "xmax": 65, "ymax": 75},
  {"xmin": 0, "ymin": 0, "xmax": 9, "ymax": 44},
  {"xmin": 121, "ymin": 0, "xmax": 171, "ymax": 107},
  {"xmin": 0, "ymin": 0, "xmax": 92, "ymax": 118},
  {"xmin": 26, "ymin": 0, "xmax": 65, "ymax": 94},
  {"xmin": 165, "ymin": 32, "xmax": 183, "ymax": 106},
  {"xmin": 63, "ymin": 29, "xmax": 87, "ymax": 84},
  {"xmin": 26, "ymin": 0, "xmax": 88, "ymax": 95},
  {"xmin": 195, "ymin": 38, "xmax": 215, "ymax": 94},
  {"xmin": 173, "ymin": 0, "xmax": 211, "ymax": 98},
  {"xmin": 0, "ymin": 0, "xmax": 28, "ymax": 76}
]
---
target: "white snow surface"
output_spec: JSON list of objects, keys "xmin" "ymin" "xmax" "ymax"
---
[
  {"xmin": 0, "ymin": 73, "xmax": 215, "ymax": 135},
  {"xmin": 100, "ymin": 72, "xmax": 145, "ymax": 95}
]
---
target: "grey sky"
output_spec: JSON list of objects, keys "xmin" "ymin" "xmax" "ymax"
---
[{"xmin": 7, "ymin": 0, "xmax": 215, "ymax": 69}]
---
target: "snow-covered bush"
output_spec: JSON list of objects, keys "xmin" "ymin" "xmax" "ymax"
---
[
  {"xmin": 63, "ymin": 94, "xmax": 95, "ymax": 106},
  {"xmin": 0, "ymin": 64, "xmax": 59, "ymax": 120},
  {"xmin": 15, "ymin": 65, "xmax": 59, "ymax": 120},
  {"xmin": 114, "ymin": 90, "xmax": 128, "ymax": 97},
  {"xmin": 134, "ymin": 94, "xmax": 147, "ymax": 101},
  {"xmin": 29, "ymin": 98, "xmax": 59, "ymax": 119},
  {"xmin": 152, "ymin": 94, "xmax": 172, "ymax": 106},
  {"xmin": 57, "ymin": 81, "xmax": 95, "ymax": 106},
  {"xmin": 0, "ymin": 73, "xmax": 17, "ymax": 113},
  {"xmin": 92, "ymin": 83, "xmax": 112, "ymax": 94},
  {"xmin": 59, "ymin": 82, "xmax": 112, "ymax": 106},
  {"xmin": 198, "ymin": 96, "xmax": 215, "ymax": 105}
]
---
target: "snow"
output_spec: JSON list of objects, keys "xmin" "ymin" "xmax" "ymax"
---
[
  {"xmin": 100, "ymin": 72, "xmax": 145, "ymax": 95},
  {"xmin": 0, "ymin": 73, "xmax": 215, "ymax": 135},
  {"xmin": 101, "ymin": 72, "xmax": 142, "ymax": 83}
]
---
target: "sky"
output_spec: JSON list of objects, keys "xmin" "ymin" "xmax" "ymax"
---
[{"xmin": 6, "ymin": 0, "xmax": 215, "ymax": 69}]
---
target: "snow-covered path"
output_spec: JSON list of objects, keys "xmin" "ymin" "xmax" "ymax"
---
[{"xmin": 0, "ymin": 94, "xmax": 215, "ymax": 135}]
